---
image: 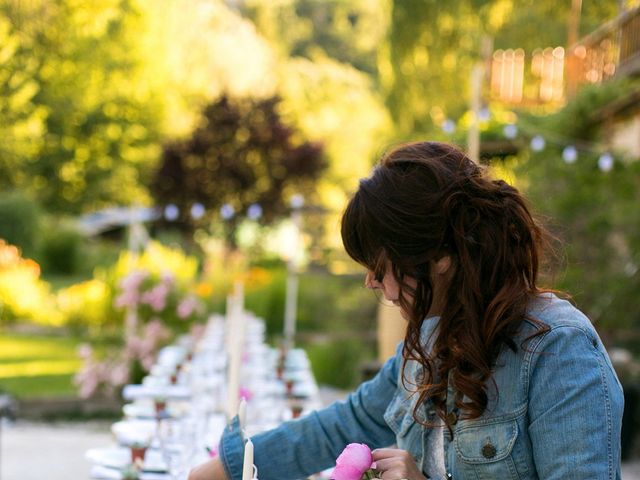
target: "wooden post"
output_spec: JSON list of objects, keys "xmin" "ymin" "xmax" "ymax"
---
[
  {"xmin": 468, "ymin": 36, "xmax": 493, "ymax": 163},
  {"xmin": 566, "ymin": 0, "xmax": 583, "ymax": 97},
  {"xmin": 377, "ymin": 304, "xmax": 406, "ymax": 363}
]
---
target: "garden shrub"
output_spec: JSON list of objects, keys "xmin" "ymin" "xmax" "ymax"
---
[
  {"xmin": 39, "ymin": 225, "xmax": 84, "ymax": 275},
  {"xmin": 304, "ymin": 337, "xmax": 376, "ymax": 389},
  {"xmin": 0, "ymin": 191, "xmax": 41, "ymax": 257}
]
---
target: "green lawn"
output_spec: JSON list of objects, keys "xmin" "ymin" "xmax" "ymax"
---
[{"xmin": 0, "ymin": 333, "xmax": 82, "ymax": 399}]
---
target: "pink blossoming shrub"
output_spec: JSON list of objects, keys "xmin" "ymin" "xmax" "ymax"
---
[
  {"xmin": 75, "ymin": 242, "xmax": 207, "ymax": 399},
  {"xmin": 74, "ymin": 320, "xmax": 172, "ymax": 398}
]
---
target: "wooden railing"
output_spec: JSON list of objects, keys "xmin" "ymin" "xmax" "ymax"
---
[
  {"xmin": 490, "ymin": 6, "xmax": 640, "ymax": 105},
  {"xmin": 490, "ymin": 47, "xmax": 565, "ymax": 105},
  {"xmin": 566, "ymin": 6, "xmax": 640, "ymax": 94}
]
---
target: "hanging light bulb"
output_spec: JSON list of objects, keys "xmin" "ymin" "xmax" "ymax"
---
[
  {"xmin": 190, "ymin": 203, "xmax": 206, "ymax": 220},
  {"xmin": 290, "ymin": 194, "xmax": 305, "ymax": 210},
  {"xmin": 247, "ymin": 203, "xmax": 263, "ymax": 220},
  {"xmin": 442, "ymin": 119, "xmax": 456, "ymax": 134},
  {"xmin": 598, "ymin": 153, "xmax": 614, "ymax": 172},
  {"xmin": 530, "ymin": 135, "xmax": 546, "ymax": 152},
  {"xmin": 503, "ymin": 124, "xmax": 518, "ymax": 139},
  {"xmin": 220, "ymin": 203, "xmax": 235, "ymax": 220},
  {"xmin": 478, "ymin": 108, "xmax": 491, "ymax": 122},
  {"xmin": 164, "ymin": 204, "xmax": 179, "ymax": 221},
  {"xmin": 562, "ymin": 146, "xmax": 578, "ymax": 164}
]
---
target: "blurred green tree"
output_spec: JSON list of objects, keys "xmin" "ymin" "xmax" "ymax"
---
[
  {"xmin": 517, "ymin": 79, "xmax": 640, "ymax": 330},
  {"xmin": 241, "ymin": 0, "xmax": 387, "ymax": 78},
  {"xmin": 0, "ymin": 0, "xmax": 162, "ymax": 213},
  {"xmin": 151, "ymin": 94, "xmax": 326, "ymax": 241}
]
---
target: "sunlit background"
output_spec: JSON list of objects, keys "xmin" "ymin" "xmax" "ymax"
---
[{"xmin": 1, "ymin": 0, "xmax": 640, "ymax": 477}]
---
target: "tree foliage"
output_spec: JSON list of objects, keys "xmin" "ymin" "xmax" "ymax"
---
[
  {"xmin": 517, "ymin": 79, "xmax": 640, "ymax": 330},
  {"xmin": 151, "ymin": 95, "xmax": 326, "ymax": 236},
  {"xmin": 241, "ymin": 0, "xmax": 387, "ymax": 78},
  {"xmin": 0, "ymin": 0, "xmax": 162, "ymax": 213}
]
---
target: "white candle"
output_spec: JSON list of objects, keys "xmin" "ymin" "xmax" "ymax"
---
[
  {"xmin": 242, "ymin": 438, "xmax": 254, "ymax": 480},
  {"xmin": 238, "ymin": 397, "xmax": 247, "ymax": 432},
  {"xmin": 225, "ymin": 294, "xmax": 240, "ymax": 420}
]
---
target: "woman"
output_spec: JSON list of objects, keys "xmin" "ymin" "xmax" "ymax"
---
[{"xmin": 189, "ymin": 141, "xmax": 623, "ymax": 479}]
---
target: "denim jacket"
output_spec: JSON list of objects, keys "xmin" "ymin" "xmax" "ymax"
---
[{"xmin": 219, "ymin": 294, "xmax": 624, "ymax": 479}]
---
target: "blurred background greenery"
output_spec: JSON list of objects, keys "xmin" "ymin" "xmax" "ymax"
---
[{"xmin": 0, "ymin": 0, "xmax": 639, "ymax": 408}]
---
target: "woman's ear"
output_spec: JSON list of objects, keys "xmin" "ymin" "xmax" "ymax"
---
[{"xmin": 434, "ymin": 255, "xmax": 452, "ymax": 275}]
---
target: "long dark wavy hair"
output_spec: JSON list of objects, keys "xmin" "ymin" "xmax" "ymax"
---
[{"xmin": 341, "ymin": 141, "xmax": 553, "ymax": 429}]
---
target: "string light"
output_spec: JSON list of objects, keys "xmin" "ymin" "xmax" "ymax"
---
[
  {"xmin": 562, "ymin": 145, "xmax": 578, "ymax": 164},
  {"xmin": 478, "ymin": 107, "xmax": 491, "ymax": 122},
  {"xmin": 190, "ymin": 202, "xmax": 206, "ymax": 219},
  {"xmin": 158, "ymin": 107, "xmax": 627, "ymax": 224},
  {"xmin": 164, "ymin": 204, "xmax": 179, "ymax": 221},
  {"xmin": 503, "ymin": 124, "xmax": 518, "ymax": 139},
  {"xmin": 220, "ymin": 203, "xmax": 235, "ymax": 220},
  {"xmin": 598, "ymin": 153, "xmax": 614, "ymax": 172},
  {"xmin": 530, "ymin": 135, "xmax": 546, "ymax": 152},
  {"xmin": 442, "ymin": 119, "xmax": 456, "ymax": 134},
  {"xmin": 290, "ymin": 194, "xmax": 305, "ymax": 210},
  {"xmin": 247, "ymin": 203, "xmax": 263, "ymax": 220}
]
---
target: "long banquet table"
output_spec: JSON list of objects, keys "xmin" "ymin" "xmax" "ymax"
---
[{"xmin": 85, "ymin": 311, "xmax": 331, "ymax": 479}]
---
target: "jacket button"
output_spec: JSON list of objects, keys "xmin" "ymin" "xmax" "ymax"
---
[
  {"xmin": 481, "ymin": 441, "xmax": 497, "ymax": 459},
  {"xmin": 446, "ymin": 411, "xmax": 458, "ymax": 425},
  {"xmin": 446, "ymin": 474, "xmax": 453, "ymax": 479}
]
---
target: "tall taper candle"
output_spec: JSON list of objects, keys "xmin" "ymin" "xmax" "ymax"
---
[
  {"xmin": 242, "ymin": 438, "xmax": 254, "ymax": 480},
  {"xmin": 238, "ymin": 397, "xmax": 247, "ymax": 432}
]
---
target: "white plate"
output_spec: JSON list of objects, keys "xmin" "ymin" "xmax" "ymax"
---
[
  {"xmin": 111, "ymin": 419, "xmax": 158, "ymax": 445},
  {"xmin": 122, "ymin": 401, "xmax": 186, "ymax": 419},
  {"xmin": 86, "ymin": 447, "xmax": 168, "ymax": 473},
  {"xmin": 90, "ymin": 465, "xmax": 170, "ymax": 480},
  {"xmin": 122, "ymin": 384, "xmax": 191, "ymax": 401}
]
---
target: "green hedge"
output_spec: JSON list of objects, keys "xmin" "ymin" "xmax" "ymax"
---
[{"xmin": 0, "ymin": 191, "xmax": 42, "ymax": 257}]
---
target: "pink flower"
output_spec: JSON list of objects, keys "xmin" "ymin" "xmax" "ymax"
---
[
  {"xmin": 119, "ymin": 270, "xmax": 149, "ymax": 293},
  {"xmin": 177, "ymin": 296, "xmax": 200, "ymax": 319},
  {"xmin": 109, "ymin": 362, "xmax": 130, "ymax": 387},
  {"xmin": 331, "ymin": 464, "xmax": 366, "ymax": 480},
  {"xmin": 160, "ymin": 271, "xmax": 175, "ymax": 286},
  {"xmin": 140, "ymin": 284, "xmax": 169, "ymax": 311},
  {"xmin": 77, "ymin": 372, "xmax": 99, "ymax": 399},
  {"xmin": 145, "ymin": 319, "xmax": 170, "ymax": 343},
  {"xmin": 239, "ymin": 386, "xmax": 252, "ymax": 401},
  {"xmin": 331, "ymin": 444, "xmax": 373, "ymax": 480},
  {"xmin": 77, "ymin": 344, "xmax": 93, "ymax": 360},
  {"xmin": 114, "ymin": 290, "xmax": 139, "ymax": 309},
  {"xmin": 190, "ymin": 323, "xmax": 206, "ymax": 340}
]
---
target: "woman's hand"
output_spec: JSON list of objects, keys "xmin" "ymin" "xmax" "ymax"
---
[
  {"xmin": 372, "ymin": 448, "xmax": 427, "ymax": 480},
  {"xmin": 187, "ymin": 457, "xmax": 228, "ymax": 480}
]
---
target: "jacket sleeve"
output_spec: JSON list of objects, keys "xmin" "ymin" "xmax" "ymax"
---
[
  {"xmin": 218, "ymin": 345, "xmax": 402, "ymax": 480},
  {"xmin": 527, "ymin": 325, "xmax": 624, "ymax": 479}
]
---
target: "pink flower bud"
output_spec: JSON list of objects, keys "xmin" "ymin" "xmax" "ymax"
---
[
  {"xmin": 331, "ymin": 443, "xmax": 373, "ymax": 480},
  {"xmin": 239, "ymin": 386, "xmax": 252, "ymax": 401},
  {"xmin": 331, "ymin": 464, "xmax": 366, "ymax": 480}
]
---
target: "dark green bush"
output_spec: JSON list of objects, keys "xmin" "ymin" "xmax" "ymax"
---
[
  {"xmin": 0, "ymin": 191, "xmax": 42, "ymax": 257},
  {"xmin": 39, "ymin": 226, "xmax": 84, "ymax": 275},
  {"xmin": 304, "ymin": 337, "xmax": 376, "ymax": 389}
]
